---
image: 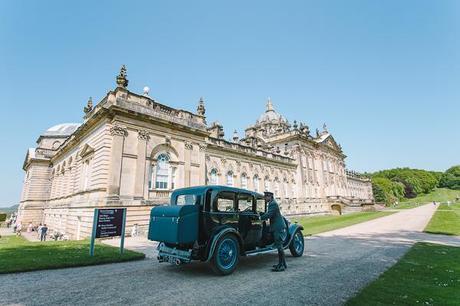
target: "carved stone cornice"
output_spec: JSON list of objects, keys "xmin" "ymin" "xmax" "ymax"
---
[
  {"xmin": 110, "ymin": 125, "xmax": 128, "ymax": 137},
  {"xmin": 137, "ymin": 129, "xmax": 150, "ymax": 141}
]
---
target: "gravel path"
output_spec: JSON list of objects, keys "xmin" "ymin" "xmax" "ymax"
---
[{"xmin": 1, "ymin": 204, "xmax": 458, "ymax": 306}]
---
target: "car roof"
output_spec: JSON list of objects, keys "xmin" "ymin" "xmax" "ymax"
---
[{"xmin": 172, "ymin": 185, "xmax": 264, "ymax": 198}]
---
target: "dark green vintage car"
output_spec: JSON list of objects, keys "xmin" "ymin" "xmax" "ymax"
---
[{"xmin": 148, "ymin": 186, "xmax": 305, "ymax": 275}]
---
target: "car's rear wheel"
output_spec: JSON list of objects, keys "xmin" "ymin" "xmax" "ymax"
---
[
  {"xmin": 211, "ymin": 234, "xmax": 240, "ymax": 275},
  {"xmin": 289, "ymin": 230, "xmax": 304, "ymax": 257}
]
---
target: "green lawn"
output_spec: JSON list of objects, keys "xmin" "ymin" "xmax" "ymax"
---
[
  {"xmin": 347, "ymin": 243, "xmax": 460, "ymax": 305},
  {"xmin": 395, "ymin": 188, "xmax": 460, "ymax": 209},
  {"xmin": 291, "ymin": 211, "xmax": 394, "ymax": 235},
  {"xmin": 0, "ymin": 235, "xmax": 145, "ymax": 274},
  {"xmin": 425, "ymin": 202, "xmax": 460, "ymax": 236}
]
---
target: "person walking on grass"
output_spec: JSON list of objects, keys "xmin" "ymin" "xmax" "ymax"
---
[
  {"xmin": 16, "ymin": 223, "xmax": 22, "ymax": 236},
  {"xmin": 37, "ymin": 223, "xmax": 43, "ymax": 239},
  {"xmin": 40, "ymin": 224, "xmax": 48, "ymax": 241}
]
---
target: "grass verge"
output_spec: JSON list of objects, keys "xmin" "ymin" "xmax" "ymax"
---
[
  {"xmin": 291, "ymin": 211, "xmax": 394, "ymax": 235},
  {"xmin": 347, "ymin": 243, "xmax": 460, "ymax": 305},
  {"xmin": 0, "ymin": 235, "xmax": 145, "ymax": 274},
  {"xmin": 424, "ymin": 203, "xmax": 460, "ymax": 236},
  {"xmin": 395, "ymin": 188, "xmax": 460, "ymax": 209}
]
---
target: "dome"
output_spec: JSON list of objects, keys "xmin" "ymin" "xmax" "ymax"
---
[
  {"xmin": 257, "ymin": 99, "xmax": 287, "ymax": 124},
  {"xmin": 42, "ymin": 123, "xmax": 81, "ymax": 137}
]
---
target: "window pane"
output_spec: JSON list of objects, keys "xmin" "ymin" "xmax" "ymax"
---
[
  {"xmin": 210, "ymin": 169, "xmax": 218, "ymax": 185},
  {"xmin": 256, "ymin": 199, "xmax": 265, "ymax": 212},
  {"xmin": 155, "ymin": 154, "xmax": 170, "ymax": 189},
  {"xmin": 226, "ymin": 171, "xmax": 233, "ymax": 186},
  {"xmin": 176, "ymin": 194, "xmax": 198, "ymax": 206},
  {"xmin": 241, "ymin": 175, "xmax": 248, "ymax": 189},
  {"xmin": 214, "ymin": 192, "xmax": 235, "ymax": 212},
  {"xmin": 238, "ymin": 194, "xmax": 253, "ymax": 212}
]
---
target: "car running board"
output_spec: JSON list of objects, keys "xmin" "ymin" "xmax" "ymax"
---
[{"xmin": 245, "ymin": 246, "xmax": 278, "ymax": 256}]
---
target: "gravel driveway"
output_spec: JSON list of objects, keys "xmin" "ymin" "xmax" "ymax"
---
[{"xmin": 2, "ymin": 204, "xmax": 458, "ymax": 306}]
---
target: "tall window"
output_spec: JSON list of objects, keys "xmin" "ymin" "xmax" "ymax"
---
[
  {"xmin": 253, "ymin": 175, "xmax": 260, "ymax": 192},
  {"xmin": 210, "ymin": 169, "xmax": 218, "ymax": 185},
  {"xmin": 264, "ymin": 177, "xmax": 270, "ymax": 191},
  {"xmin": 82, "ymin": 159, "xmax": 91, "ymax": 191},
  {"xmin": 241, "ymin": 173, "xmax": 248, "ymax": 189},
  {"xmin": 274, "ymin": 179, "xmax": 280, "ymax": 197},
  {"xmin": 171, "ymin": 167, "xmax": 176, "ymax": 190},
  {"xmin": 155, "ymin": 154, "xmax": 170, "ymax": 189},
  {"xmin": 226, "ymin": 171, "xmax": 234, "ymax": 187}
]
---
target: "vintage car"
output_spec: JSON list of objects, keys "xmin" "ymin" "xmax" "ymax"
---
[{"xmin": 148, "ymin": 186, "xmax": 305, "ymax": 275}]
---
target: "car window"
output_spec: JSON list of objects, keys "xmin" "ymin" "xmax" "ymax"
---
[
  {"xmin": 176, "ymin": 194, "xmax": 199, "ymax": 206},
  {"xmin": 238, "ymin": 193, "xmax": 254, "ymax": 212},
  {"xmin": 213, "ymin": 192, "xmax": 235, "ymax": 212},
  {"xmin": 256, "ymin": 199, "xmax": 266, "ymax": 213}
]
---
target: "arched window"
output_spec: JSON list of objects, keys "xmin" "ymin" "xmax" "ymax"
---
[
  {"xmin": 274, "ymin": 178, "xmax": 280, "ymax": 197},
  {"xmin": 253, "ymin": 175, "xmax": 260, "ymax": 192},
  {"xmin": 210, "ymin": 169, "xmax": 218, "ymax": 185},
  {"xmin": 264, "ymin": 177, "xmax": 270, "ymax": 191},
  {"xmin": 241, "ymin": 173, "xmax": 248, "ymax": 189},
  {"xmin": 155, "ymin": 154, "xmax": 170, "ymax": 189},
  {"xmin": 284, "ymin": 179, "xmax": 289, "ymax": 198},
  {"xmin": 226, "ymin": 171, "xmax": 234, "ymax": 187}
]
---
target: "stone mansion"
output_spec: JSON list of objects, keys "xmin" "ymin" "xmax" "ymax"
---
[{"xmin": 18, "ymin": 66, "xmax": 374, "ymax": 240}]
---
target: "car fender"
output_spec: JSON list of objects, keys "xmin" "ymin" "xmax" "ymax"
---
[
  {"xmin": 284, "ymin": 223, "xmax": 304, "ymax": 247},
  {"xmin": 205, "ymin": 227, "xmax": 243, "ymax": 262}
]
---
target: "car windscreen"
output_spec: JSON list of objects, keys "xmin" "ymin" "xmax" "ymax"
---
[{"xmin": 175, "ymin": 194, "xmax": 200, "ymax": 206}]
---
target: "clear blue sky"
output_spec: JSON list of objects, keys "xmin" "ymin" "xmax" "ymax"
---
[{"xmin": 0, "ymin": 0, "xmax": 459, "ymax": 207}]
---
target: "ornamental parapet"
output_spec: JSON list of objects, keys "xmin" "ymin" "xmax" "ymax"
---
[
  {"xmin": 345, "ymin": 169, "xmax": 371, "ymax": 181},
  {"xmin": 114, "ymin": 95, "xmax": 207, "ymax": 131},
  {"xmin": 207, "ymin": 137, "xmax": 294, "ymax": 164}
]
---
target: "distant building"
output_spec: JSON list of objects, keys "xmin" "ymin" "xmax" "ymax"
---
[{"xmin": 18, "ymin": 66, "xmax": 373, "ymax": 239}]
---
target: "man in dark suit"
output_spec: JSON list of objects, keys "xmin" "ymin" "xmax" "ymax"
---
[{"xmin": 260, "ymin": 192, "xmax": 287, "ymax": 272}]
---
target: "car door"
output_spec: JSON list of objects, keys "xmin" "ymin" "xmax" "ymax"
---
[{"xmin": 237, "ymin": 193, "xmax": 262, "ymax": 249}]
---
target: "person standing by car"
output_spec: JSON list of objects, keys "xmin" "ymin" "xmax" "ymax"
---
[{"xmin": 260, "ymin": 192, "xmax": 287, "ymax": 272}]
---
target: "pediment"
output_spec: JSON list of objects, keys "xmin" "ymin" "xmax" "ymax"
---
[
  {"xmin": 79, "ymin": 144, "xmax": 95, "ymax": 158},
  {"xmin": 322, "ymin": 135, "xmax": 342, "ymax": 152}
]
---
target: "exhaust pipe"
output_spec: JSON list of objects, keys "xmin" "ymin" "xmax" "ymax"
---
[{"xmin": 175, "ymin": 259, "xmax": 182, "ymax": 266}]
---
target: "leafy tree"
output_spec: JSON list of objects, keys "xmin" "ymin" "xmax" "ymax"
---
[
  {"xmin": 372, "ymin": 177, "xmax": 405, "ymax": 205},
  {"xmin": 372, "ymin": 168, "xmax": 438, "ymax": 198},
  {"xmin": 439, "ymin": 166, "xmax": 460, "ymax": 190}
]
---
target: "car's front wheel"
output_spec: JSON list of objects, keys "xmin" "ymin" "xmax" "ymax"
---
[
  {"xmin": 211, "ymin": 234, "xmax": 240, "ymax": 275},
  {"xmin": 289, "ymin": 230, "xmax": 304, "ymax": 257}
]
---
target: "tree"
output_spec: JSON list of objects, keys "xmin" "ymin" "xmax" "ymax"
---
[
  {"xmin": 372, "ymin": 177, "xmax": 405, "ymax": 205},
  {"xmin": 439, "ymin": 166, "xmax": 460, "ymax": 190},
  {"xmin": 372, "ymin": 168, "xmax": 438, "ymax": 198}
]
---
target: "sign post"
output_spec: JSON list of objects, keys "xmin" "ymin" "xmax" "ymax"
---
[{"xmin": 89, "ymin": 208, "xmax": 127, "ymax": 256}]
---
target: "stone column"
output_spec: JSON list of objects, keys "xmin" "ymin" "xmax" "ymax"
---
[
  {"xmin": 108, "ymin": 124, "xmax": 127, "ymax": 197},
  {"xmin": 184, "ymin": 141, "xmax": 193, "ymax": 187},
  {"xmin": 134, "ymin": 130, "xmax": 149, "ymax": 199},
  {"xmin": 199, "ymin": 144, "xmax": 207, "ymax": 185},
  {"xmin": 296, "ymin": 146, "xmax": 306, "ymax": 199}
]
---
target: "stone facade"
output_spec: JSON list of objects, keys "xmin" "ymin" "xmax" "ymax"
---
[{"xmin": 18, "ymin": 67, "xmax": 374, "ymax": 239}]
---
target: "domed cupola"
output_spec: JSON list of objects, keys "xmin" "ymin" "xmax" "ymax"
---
[{"xmin": 257, "ymin": 98, "xmax": 288, "ymax": 125}]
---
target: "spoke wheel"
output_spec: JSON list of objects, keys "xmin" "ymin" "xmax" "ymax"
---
[
  {"xmin": 211, "ymin": 234, "xmax": 240, "ymax": 275},
  {"xmin": 289, "ymin": 230, "xmax": 304, "ymax": 257}
]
